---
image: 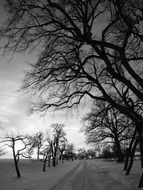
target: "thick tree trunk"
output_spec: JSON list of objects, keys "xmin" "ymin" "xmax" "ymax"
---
[
  {"xmin": 125, "ymin": 138, "xmax": 138, "ymax": 175},
  {"xmin": 124, "ymin": 148, "xmax": 130, "ymax": 171},
  {"xmin": 139, "ymin": 139, "xmax": 143, "ymax": 168},
  {"xmin": 138, "ymin": 132, "xmax": 143, "ymax": 168},
  {"xmin": 138, "ymin": 173, "xmax": 143, "ymax": 188},
  {"xmin": 115, "ymin": 139, "xmax": 124, "ymax": 162},
  {"xmin": 124, "ymin": 129, "xmax": 137, "ymax": 171},
  {"xmin": 138, "ymin": 128, "xmax": 143, "ymax": 188},
  {"xmin": 53, "ymin": 157, "xmax": 56, "ymax": 167}
]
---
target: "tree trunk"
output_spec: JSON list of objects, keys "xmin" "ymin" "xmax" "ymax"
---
[
  {"xmin": 138, "ymin": 172, "xmax": 143, "ymax": 188},
  {"xmin": 115, "ymin": 139, "xmax": 124, "ymax": 162},
  {"xmin": 124, "ymin": 148, "xmax": 130, "ymax": 171},
  {"xmin": 125, "ymin": 138, "xmax": 138, "ymax": 175},
  {"xmin": 124, "ymin": 128, "xmax": 137, "ymax": 171},
  {"xmin": 12, "ymin": 142, "xmax": 21, "ymax": 178},
  {"xmin": 43, "ymin": 161, "xmax": 46, "ymax": 171},
  {"xmin": 53, "ymin": 157, "xmax": 56, "ymax": 167},
  {"xmin": 43, "ymin": 156, "xmax": 47, "ymax": 172},
  {"xmin": 139, "ymin": 132, "xmax": 143, "ymax": 168},
  {"xmin": 13, "ymin": 156, "xmax": 21, "ymax": 178}
]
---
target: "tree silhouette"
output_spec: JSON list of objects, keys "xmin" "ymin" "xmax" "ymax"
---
[
  {"xmin": 3, "ymin": 0, "xmax": 143, "ymax": 135},
  {"xmin": 40, "ymin": 144, "xmax": 52, "ymax": 171},
  {"xmin": 1, "ymin": 134, "xmax": 29, "ymax": 178},
  {"xmin": 27, "ymin": 132, "xmax": 44, "ymax": 160},
  {"xmin": 2, "ymin": 0, "xmax": 143, "ymax": 186},
  {"xmin": 82, "ymin": 100, "xmax": 134, "ymax": 162}
]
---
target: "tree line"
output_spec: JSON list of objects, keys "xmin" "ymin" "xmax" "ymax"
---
[{"xmin": 1, "ymin": 123, "xmax": 75, "ymax": 178}]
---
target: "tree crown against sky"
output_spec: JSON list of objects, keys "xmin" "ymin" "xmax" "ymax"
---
[
  {"xmin": 82, "ymin": 100, "xmax": 134, "ymax": 145},
  {"xmin": 2, "ymin": 0, "xmax": 143, "ymax": 129}
]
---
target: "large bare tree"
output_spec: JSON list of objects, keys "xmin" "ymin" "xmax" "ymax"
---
[
  {"xmin": 2, "ymin": 0, "xmax": 143, "ymax": 186},
  {"xmin": 2, "ymin": 0, "xmax": 143, "ymax": 130}
]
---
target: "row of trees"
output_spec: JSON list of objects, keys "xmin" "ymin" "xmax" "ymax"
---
[
  {"xmin": 1, "ymin": 123, "xmax": 75, "ymax": 178},
  {"xmin": 2, "ymin": 0, "xmax": 143, "ymax": 187},
  {"xmin": 82, "ymin": 99, "xmax": 143, "ymax": 179}
]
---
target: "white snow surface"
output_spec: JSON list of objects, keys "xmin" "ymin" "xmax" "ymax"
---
[{"xmin": 0, "ymin": 158, "xmax": 142, "ymax": 190}]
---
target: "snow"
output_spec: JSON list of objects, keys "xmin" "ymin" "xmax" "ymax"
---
[{"xmin": 0, "ymin": 158, "xmax": 142, "ymax": 190}]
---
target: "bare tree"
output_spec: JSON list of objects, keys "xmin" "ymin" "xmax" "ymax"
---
[
  {"xmin": 27, "ymin": 132, "xmax": 44, "ymax": 160},
  {"xmin": 1, "ymin": 134, "xmax": 29, "ymax": 178},
  {"xmin": 2, "ymin": 0, "xmax": 143, "ymax": 186},
  {"xmin": 40, "ymin": 144, "xmax": 52, "ymax": 171},
  {"xmin": 59, "ymin": 136, "xmax": 68, "ymax": 163},
  {"xmin": 64, "ymin": 143, "xmax": 75, "ymax": 161},
  {"xmin": 2, "ymin": 0, "xmax": 143, "ymax": 146},
  {"xmin": 82, "ymin": 100, "xmax": 134, "ymax": 162},
  {"xmin": 77, "ymin": 148, "xmax": 86, "ymax": 159},
  {"xmin": 51, "ymin": 123, "xmax": 66, "ymax": 166},
  {"xmin": 40, "ymin": 126, "xmax": 67, "ymax": 170}
]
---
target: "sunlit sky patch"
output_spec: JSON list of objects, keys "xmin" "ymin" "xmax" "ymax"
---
[
  {"xmin": 0, "ymin": 1, "xmax": 93, "ymax": 158},
  {"xmin": 0, "ymin": 52, "xmax": 90, "ymax": 157}
]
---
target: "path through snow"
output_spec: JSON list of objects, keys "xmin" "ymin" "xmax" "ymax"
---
[
  {"xmin": 50, "ymin": 159, "xmax": 140, "ymax": 190},
  {"xmin": 0, "ymin": 159, "xmax": 141, "ymax": 190}
]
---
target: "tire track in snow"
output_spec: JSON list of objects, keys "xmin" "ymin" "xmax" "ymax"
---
[
  {"xmin": 71, "ymin": 160, "xmax": 95, "ymax": 190},
  {"xmin": 50, "ymin": 160, "xmax": 82, "ymax": 190}
]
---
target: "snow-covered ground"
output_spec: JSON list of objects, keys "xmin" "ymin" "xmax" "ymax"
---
[{"xmin": 0, "ymin": 158, "xmax": 142, "ymax": 190}]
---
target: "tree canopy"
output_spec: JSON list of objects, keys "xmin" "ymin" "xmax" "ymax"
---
[{"xmin": 2, "ymin": 0, "xmax": 143, "ymax": 129}]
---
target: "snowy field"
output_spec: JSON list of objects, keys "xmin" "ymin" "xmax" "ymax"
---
[{"xmin": 0, "ymin": 158, "xmax": 142, "ymax": 190}]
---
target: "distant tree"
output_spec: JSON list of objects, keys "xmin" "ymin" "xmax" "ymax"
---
[
  {"xmin": 64, "ymin": 143, "xmax": 75, "ymax": 161},
  {"xmin": 40, "ymin": 144, "xmax": 52, "ymax": 171},
  {"xmin": 77, "ymin": 148, "xmax": 86, "ymax": 159},
  {"xmin": 48, "ymin": 123, "xmax": 66, "ymax": 167},
  {"xmin": 82, "ymin": 100, "xmax": 134, "ymax": 162},
  {"xmin": 1, "ymin": 134, "xmax": 29, "ymax": 178},
  {"xmin": 101, "ymin": 146, "xmax": 115, "ymax": 161},
  {"xmin": 59, "ymin": 137, "xmax": 68, "ymax": 163},
  {"xmin": 27, "ymin": 132, "xmax": 44, "ymax": 160},
  {"xmin": 86, "ymin": 149, "xmax": 96, "ymax": 159}
]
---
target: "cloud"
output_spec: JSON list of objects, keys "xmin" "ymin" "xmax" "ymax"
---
[
  {"xmin": 0, "ymin": 89, "xmax": 33, "ymax": 130},
  {"xmin": 0, "ymin": 55, "xmax": 88, "ymax": 152}
]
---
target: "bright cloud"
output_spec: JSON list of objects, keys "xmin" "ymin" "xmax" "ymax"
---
[{"xmin": 0, "ymin": 52, "xmax": 89, "ymax": 158}]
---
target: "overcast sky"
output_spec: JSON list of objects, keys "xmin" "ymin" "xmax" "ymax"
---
[
  {"xmin": 0, "ymin": 1, "xmax": 93, "ymax": 158},
  {"xmin": 0, "ymin": 39, "xmax": 89, "ymax": 158},
  {"xmin": 0, "ymin": 52, "xmax": 90, "ymax": 156}
]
